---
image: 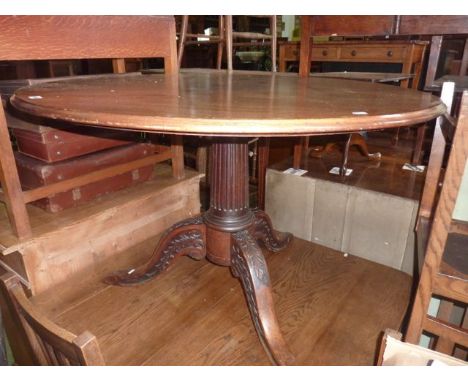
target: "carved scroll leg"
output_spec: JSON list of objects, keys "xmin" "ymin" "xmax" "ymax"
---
[
  {"xmin": 231, "ymin": 230, "xmax": 295, "ymax": 366},
  {"xmin": 350, "ymin": 133, "xmax": 381, "ymax": 160},
  {"xmin": 251, "ymin": 209, "xmax": 292, "ymax": 252},
  {"xmin": 104, "ymin": 216, "xmax": 206, "ymax": 286}
]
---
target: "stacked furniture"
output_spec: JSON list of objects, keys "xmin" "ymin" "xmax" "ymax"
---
[
  {"xmin": 0, "ymin": 16, "xmax": 183, "ymax": 240},
  {"xmin": 0, "ymin": 16, "xmax": 203, "ymax": 365},
  {"xmin": 2, "ymin": 84, "xmax": 156, "ymax": 213}
]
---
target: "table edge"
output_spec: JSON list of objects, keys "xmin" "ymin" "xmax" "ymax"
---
[{"xmin": 10, "ymin": 95, "xmax": 446, "ymax": 137}]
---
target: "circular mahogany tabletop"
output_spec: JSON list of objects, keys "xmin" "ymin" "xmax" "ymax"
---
[{"xmin": 11, "ymin": 70, "xmax": 445, "ymax": 137}]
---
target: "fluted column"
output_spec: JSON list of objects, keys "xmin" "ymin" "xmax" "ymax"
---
[{"xmin": 204, "ymin": 138, "xmax": 253, "ymax": 232}]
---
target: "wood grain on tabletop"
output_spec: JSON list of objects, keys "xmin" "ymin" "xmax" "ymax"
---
[{"xmin": 11, "ymin": 70, "xmax": 445, "ymax": 137}]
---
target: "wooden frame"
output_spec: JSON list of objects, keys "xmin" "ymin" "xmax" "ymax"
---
[
  {"xmin": 424, "ymin": 36, "xmax": 468, "ymax": 90},
  {"xmin": 406, "ymin": 86, "xmax": 468, "ymax": 354},
  {"xmin": 225, "ymin": 15, "xmax": 277, "ymax": 72},
  {"xmin": 177, "ymin": 15, "xmax": 225, "ymax": 70},
  {"xmin": 0, "ymin": 16, "xmax": 183, "ymax": 239},
  {"xmin": 0, "ymin": 272, "xmax": 105, "ymax": 365},
  {"xmin": 281, "ymin": 40, "xmax": 426, "ymax": 89},
  {"xmin": 298, "ymin": 16, "xmax": 468, "ymax": 78}
]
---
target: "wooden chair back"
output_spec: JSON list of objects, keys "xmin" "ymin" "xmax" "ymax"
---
[
  {"xmin": 417, "ymin": 82, "xmax": 456, "ymax": 229},
  {"xmin": 177, "ymin": 15, "xmax": 225, "ymax": 69},
  {"xmin": 0, "ymin": 272, "xmax": 104, "ymax": 365},
  {"xmin": 424, "ymin": 36, "xmax": 468, "ymax": 91},
  {"xmin": 225, "ymin": 16, "xmax": 277, "ymax": 72},
  {"xmin": 0, "ymin": 16, "xmax": 177, "ymax": 73},
  {"xmin": 0, "ymin": 16, "xmax": 184, "ymax": 240},
  {"xmin": 406, "ymin": 87, "xmax": 468, "ymax": 358}
]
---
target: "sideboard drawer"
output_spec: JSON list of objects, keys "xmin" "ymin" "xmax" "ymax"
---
[
  {"xmin": 339, "ymin": 46, "xmax": 407, "ymax": 62},
  {"xmin": 282, "ymin": 44, "xmax": 300, "ymax": 60},
  {"xmin": 311, "ymin": 46, "xmax": 338, "ymax": 60}
]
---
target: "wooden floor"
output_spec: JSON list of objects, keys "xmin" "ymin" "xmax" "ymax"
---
[{"xmin": 31, "ymin": 235, "xmax": 412, "ymax": 365}]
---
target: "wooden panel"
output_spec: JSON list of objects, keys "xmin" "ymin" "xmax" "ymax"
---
[
  {"xmin": 0, "ymin": 16, "xmax": 175, "ymax": 62},
  {"xmin": 0, "ymin": 166, "xmax": 202, "ymax": 295},
  {"xmin": 399, "ymin": 16, "xmax": 468, "ymax": 35},
  {"xmin": 308, "ymin": 16, "xmax": 396, "ymax": 36}
]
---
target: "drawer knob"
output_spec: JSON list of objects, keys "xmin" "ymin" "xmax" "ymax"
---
[
  {"xmin": 387, "ymin": 50, "xmax": 393, "ymax": 57},
  {"xmin": 322, "ymin": 50, "xmax": 328, "ymax": 56},
  {"xmin": 351, "ymin": 50, "xmax": 357, "ymax": 56}
]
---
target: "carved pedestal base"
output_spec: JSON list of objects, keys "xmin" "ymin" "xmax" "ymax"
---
[{"xmin": 105, "ymin": 139, "xmax": 295, "ymax": 365}]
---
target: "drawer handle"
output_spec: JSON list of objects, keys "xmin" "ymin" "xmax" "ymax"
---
[
  {"xmin": 351, "ymin": 50, "xmax": 357, "ymax": 57},
  {"xmin": 387, "ymin": 50, "xmax": 393, "ymax": 57},
  {"xmin": 322, "ymin": 50, "xmax": 328, "ymax": 57}
]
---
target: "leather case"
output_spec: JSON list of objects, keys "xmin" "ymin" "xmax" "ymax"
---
[
  {"xmin": 7, "ymin": 112, "xmax": 136, "ymax": 163},
  {"xmin": 15, "ymin": 143, "xmax": 155, "ymax": 213}
]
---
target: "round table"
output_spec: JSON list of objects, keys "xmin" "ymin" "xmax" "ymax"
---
[{"xmin": 11, "ymin": 70, "xmax": 445, "ymax": 365}]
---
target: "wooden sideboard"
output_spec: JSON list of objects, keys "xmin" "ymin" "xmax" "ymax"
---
[
  {"xmin": 298, "ymin": 16, "xmax": 468, "ymax": 85},
  {"xmin": 279, "ymin": 40, "xmax": 427, "ymax": 89}
]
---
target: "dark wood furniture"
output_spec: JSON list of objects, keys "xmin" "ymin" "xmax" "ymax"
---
[
  {"xmin": 298, "ymin": 16, "xmax": 468, "ymax": 78},
  {"xmin": 282, "ymin": 40, "xmax": 426, "ymax": 89},
  {"xmin": 10, "ymin": 69, "xmax": 445, "ymax": 365},
  {"xmin": 290, "ymin": 16, "xmax": 468, "ymax": 188},
  {"xmin": 0, "ymin": 272, "xmax": 105, "ymax": 365},
  {"xmin": 225, "ymin": 16, "xmax": 278, "ymax": 206},
  {"xmin": 278, "ymin": 37, "xmax": 429, "ymax": 205},
  {"xmin": 406, "ymin": 86, "xmax": 468, "ymax": 356},
  {"xmin": 424, "ymin": 36, "xmax": 468, "ymax": 91},
  {"xmin": 0, "ymin": 16, "xmax": 183, "ymax": 240},
  {"xmin": 0, "ymin": 308, "xmax": 6, "ymax": 365}
]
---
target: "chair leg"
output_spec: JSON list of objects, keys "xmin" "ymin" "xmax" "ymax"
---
[
  {"xmin": 216, "ymin": 15, "xmax": 225, "ymax": 70},
  {"xmin": 292, "ymin": 137, "xmax": 309, "ymax": 169},
  {"xmin": 270, "ymin": 16, "xmax": 277, "ymax": 72},
  {"xmin": 177, "ymin": 15, "xmax": 189, "ymax": 69},
  {"xmin": 340, "ymin": 134, "xmax": 352, "ymax": 176},
  {"xmin": 0, "ymin": 109, "xmax": 31, "ymax": 239},
  {"xmin": 350, "ymin": 133, "xmax": 381, "ymax": 160},
  {"xmin": 225, "ymin": 16, "xmax": 233, "ymax": 71},
  {"xmin": 196, "ymin": 145, "xmax": 208, "ymax": 180},
  {"xmin": 412, "ymin": 124, "xmax": 427, "ymax": 165},
  {"xmin": 170, "ymin": 135, "xmax": 185, "ymax": 179},
  {"xmin": 257, "ymin": 138, "xmax": 269, "ymax": 210}
]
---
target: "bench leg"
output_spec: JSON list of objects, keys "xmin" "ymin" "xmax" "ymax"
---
[{"xmin": 171, "ymin": 135, "xmax": 185, "ymax": 179}]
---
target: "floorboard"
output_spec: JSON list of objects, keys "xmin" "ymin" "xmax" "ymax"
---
[{"xmin": 31, "ymin": 236, "xmax": 412, "ymax": 365}]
